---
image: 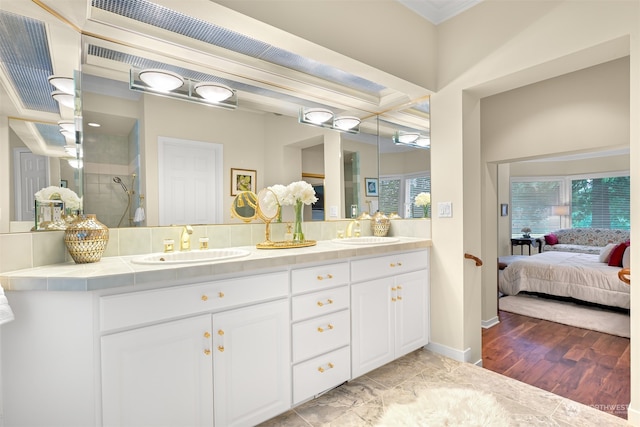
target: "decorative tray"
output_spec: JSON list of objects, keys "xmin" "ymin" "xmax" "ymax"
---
[{"xmin": 256, "ymin": 240, "xmax": 317, "ymax": 249}]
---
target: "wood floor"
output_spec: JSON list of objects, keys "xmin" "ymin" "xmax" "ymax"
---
[{"xmin": 482, "ymin": 310, "xmax": 631, "ymax": 419}]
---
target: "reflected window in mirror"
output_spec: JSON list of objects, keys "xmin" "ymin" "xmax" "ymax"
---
[{"xmin": 379, "ymin": 173, "xmax": 431, "ymax": 218}]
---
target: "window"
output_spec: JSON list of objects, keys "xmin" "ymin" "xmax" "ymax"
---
[
  {"xmin": 510, "ymin": 172, "xmax": 630, "ymax": 235},
  {"xmin": 510, "ymin": 179, "xmax": 563, "ymax": 235},
  {"xmin": 571, "ymin": 176, "xmax": 630, "ymax": 229},
  {"xmin": 379, "ymin": 173, "xmax": 430, "ymax": 218}
]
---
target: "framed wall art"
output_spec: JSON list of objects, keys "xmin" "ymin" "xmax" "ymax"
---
[
  {"xmin": 365, "ymin": 177, "xmax": 378, "ymax": 197},
  {"xmin": 230, "ymin": 168, "xmax": 256, "ymax": 196}
]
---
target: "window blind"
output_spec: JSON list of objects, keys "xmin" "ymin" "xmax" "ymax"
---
[{"xmin": 571, "ymin": 177, "xmax": 630, "ymax": 230}]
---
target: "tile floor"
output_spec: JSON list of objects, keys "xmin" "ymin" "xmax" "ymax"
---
[{"xmin": 260, "ymin": 348, "xmax": 628, "ymax": 426}]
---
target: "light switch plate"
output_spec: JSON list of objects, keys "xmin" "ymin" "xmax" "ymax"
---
[
  {"xmin": 438, "ymin": 202, "xmax": 453, "ymax": 218},
  {"xmin": 329, "ymin": 206, "xmax": 338, "ymax": 218}
]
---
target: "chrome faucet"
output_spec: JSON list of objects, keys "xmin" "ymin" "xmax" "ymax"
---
[
  {"xmin": 180, "ymin": 225, "xmax": 193, "ymax": 251},
  {"xmin": 346, "ymin": 220, "xmax": 360, "ymax": 238}
]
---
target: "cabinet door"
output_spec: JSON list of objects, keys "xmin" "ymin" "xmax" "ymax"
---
[
  {"xmin": 213, "ymin": 299, "xmax": 290, "ymax": 427},
  {"xmin": 395, "ymin": 269, "xmax": 429, "ymax": 357},
  {"xmin": 101, "ymin": 315, "xmax": 214, "ymax": 427},
  {"xmin": 351, "ymin": 278, "xmax": 394, "ymax": 378}
]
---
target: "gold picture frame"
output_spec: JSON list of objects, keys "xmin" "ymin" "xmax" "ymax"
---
[{"xmin": 230, "ymin": 168, "xmax": 257, "ymax": 196}]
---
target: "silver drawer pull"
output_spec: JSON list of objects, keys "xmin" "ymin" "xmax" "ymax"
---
[
  {"xmin": 317, "ymin": 299, "xmax": 334, "ymax": 307},
  {"xmin": 316, "ymin": 274, "xmax": 334, "ymax": 280},
  {"xmin": 317, "ymin": 324, "xmax": 334, "ymax": 333},
  {"xmin": 317, "ymin": 362, "xmax": 335, "ymax": 373}
]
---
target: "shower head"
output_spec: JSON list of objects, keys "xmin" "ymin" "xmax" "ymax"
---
[{"xmin": 113, "ymin": 176, "xmax": 128, "ymax": 193}]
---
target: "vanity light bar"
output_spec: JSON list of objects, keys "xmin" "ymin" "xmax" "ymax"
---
[
  {"xmin": 130, "ymin": 68, "xmax": 238, "ymax": 110},
  {"xmin": 393, "ymin": 131, "xmax": 430, "ymax": 149},
  {"xmin": 298, "ymin": 108, "xmax": 360, "ymax": 134}
]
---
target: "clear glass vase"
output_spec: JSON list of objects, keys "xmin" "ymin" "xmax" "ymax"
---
[{"xmin": 293, "ymin": 200, "xmax": 304, "ymax": 242}]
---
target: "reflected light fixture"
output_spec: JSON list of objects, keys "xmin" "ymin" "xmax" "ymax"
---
[
  {"xmin": 67, "ymin": 158, "xmax": 83, "ymax": 169},
  {"xmin": 138, "ymin": 69, "xmax": 184, "ymax": 91},
  {"xmin": 303, "ymin": 108, "xmax": 334, "ymax": 124},
  {"xmin": 58, "ymin": 120, "xmax": 75, "ymax": 133},
  {"xmin": 51, "ymin": 90, "xmax": 74, "ymax": 108},
  {"xmin": 48, "ymin": 76, "xmax": 74, "ymax": 94},
  {"xmin": 334, "ymin": 116, "xmax": 361, "ymax": 131},
  {"xmin": 298, "ymin": 108, "xmax": 360, "ymax": 134},
  {"xmin": 194, "ymin": 82, "xmax": 234, "ymax": 102},
  {"xmin": 393, "ymin": 131, "xmax": 430, "ymax": 149},
  {"xmin": 415, "ymin": 135, "xmax": 431, "ymax": 148},
  {"xmin": 64, "ymin": 145, "xmax": 77, "ymax": 157}
]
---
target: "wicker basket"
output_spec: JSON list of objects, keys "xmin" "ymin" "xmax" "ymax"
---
[{"xmin": 64, "ymin": 214, "xmax": 109, "ymax": 263}]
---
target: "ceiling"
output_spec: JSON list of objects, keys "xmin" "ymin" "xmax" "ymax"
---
[
  {"xmin": 0, "ymin": 0, "xmax": 437, "ymax": 157},
  {"xmin": 397, "ymin": 0, "xmax": 483, "ymax": 25}
]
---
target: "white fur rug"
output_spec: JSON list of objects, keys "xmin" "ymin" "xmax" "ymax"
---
[
  {"xmin": 499, "ymin": 294, "xmax": 630, "ymax": 338},
  {"xmin": 376, "ymin": 387, "xmax": 511, "ymax": 426}
]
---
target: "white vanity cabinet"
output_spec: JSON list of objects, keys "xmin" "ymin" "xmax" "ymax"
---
[
  {"xmin": 100, "ymin": 271, "xmax": 290, "ymax": 427},
  {"xmin": 213, "ymin": 299, "xmax": 290, "ymax": 426},
  {"xmin": 290, "ymin": 262, "xmax": 351, "ymax": 404},
  {"xmin": 351, "ymin": 250, "xmax": 430, "ymax": 378},
  {"xmin": 101, "ymin": 314, "xmax": 215, "ymax": 426}
]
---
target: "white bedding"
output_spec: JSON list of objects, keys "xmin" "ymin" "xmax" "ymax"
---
[{"xmin": 499, "ymin": 251, "xmax": 630, "ymax": 309}]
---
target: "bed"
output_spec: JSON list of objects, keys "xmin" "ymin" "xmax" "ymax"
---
[{"xmin": 499, "ymin": 251, "xmax": 630, "ymax": 309}]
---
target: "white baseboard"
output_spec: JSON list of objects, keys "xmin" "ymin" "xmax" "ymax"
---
[
  {"xmin": 424, "ymin": 342, "xmax": 472, "ymax": 363},
  {"xmin": 627, "ymin": 404, "xmax": 640, "ymax": 426},
  {"xmin": 482, "ymin": 316, "xmax": 500, "ymax": 329}
]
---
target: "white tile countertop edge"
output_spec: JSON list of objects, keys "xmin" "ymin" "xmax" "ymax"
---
[{"xmin": 0, "ymin": 238, "xmax": 431, "ymax": 292}]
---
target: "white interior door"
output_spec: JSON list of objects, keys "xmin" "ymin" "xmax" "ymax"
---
[
  {"xmin": 158, "ymin": 137, "xmax": 223, "ymax": 225},
  {"xmin": 14, "ymin": 148, "xmax": 48, "ymax": 221}
]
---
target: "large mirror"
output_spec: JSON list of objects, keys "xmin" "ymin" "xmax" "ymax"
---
[
  {"xmin": 1, "ymin": 1, "xmax": 431, "ymax": 232},
  {"xmin": 1, "ymin": 2, "xmax": 81, "ymax": 233}
]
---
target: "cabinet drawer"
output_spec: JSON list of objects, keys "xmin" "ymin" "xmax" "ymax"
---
[
  {"xmin": 291, "ymin": 285, "xmax": 349, "ymax": 322},
  {"xmin": 293, "ymin": 346, "xmax": 350, "ymax": 405},
  {"xmin": 291, "ymin": 262, "xmax": 349, "ymax": 294},
  {"xmin": 351, "ymin": 250, "xmax": 429, "ymax": 283},
  {"xmin": 292, "ymin": 310, "xmax": 350, "ymax": 363},
  {"xmin": 100, "ymin": 271, "xmax": 288, "ymax": 332}
]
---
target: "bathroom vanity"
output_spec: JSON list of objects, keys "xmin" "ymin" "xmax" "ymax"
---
[{"xmin": 0, "ymin": 238, "xmax": 430, "ymax": 426}]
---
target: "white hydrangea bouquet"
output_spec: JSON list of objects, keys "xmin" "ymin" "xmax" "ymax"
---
[
  {"xmin": 35, "ymin": 185, "xmax": 81, "ymax": 212},
  {"xmin": 268, "ymin": 181, "xmax": 317, "ymax": 242},
  {"xmin": 415, "ymin": 192, "xmax": 431, "ymax": 218}
]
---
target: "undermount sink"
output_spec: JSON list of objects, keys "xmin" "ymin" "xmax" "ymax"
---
[
  {"xmin": 332, "ymin": 236, "xmax": 400, "ymax": 245},
  {"xmin": 132, "ymin": 248, "xmax": 251, "ymax": 265}
]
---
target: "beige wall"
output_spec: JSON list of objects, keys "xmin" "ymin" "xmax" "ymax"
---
[
  {"xmin": 482, "ymin": 57, "xmax": 630, "ymax": 163},
  {"xmin": 430, "ymin": 0, "xmax": 637, "ymax": 392}
]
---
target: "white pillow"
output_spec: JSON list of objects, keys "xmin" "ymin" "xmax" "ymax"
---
[
  {"xmin": 622, "ymin": 246, "xmax": 631, "ymax": 269},
  {"xmin": 599, "ymin": 243, "xmax": 617, "ymax": 263}
]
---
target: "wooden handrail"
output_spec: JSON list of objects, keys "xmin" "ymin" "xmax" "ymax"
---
[
  {"xmin": 618, "ymin": 268, "xmax": 631, "ymax": 285},
  {"xmin": 464, "ymin": 253, "xmax": 483, "ymax": 267}
]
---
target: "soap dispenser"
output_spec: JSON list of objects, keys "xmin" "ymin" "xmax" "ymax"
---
[{"xmin": 284, "ymin": 223, "xmax": 293, "ymax": 241}]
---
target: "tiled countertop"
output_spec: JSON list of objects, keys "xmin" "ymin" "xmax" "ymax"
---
[{"xmin": 0, "ymin": 237, "xmax": 430, "ymax": 292}]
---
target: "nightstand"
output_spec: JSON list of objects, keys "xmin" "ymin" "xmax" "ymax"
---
[{"xmin": 510, "ymin": 237, "xmax": 539, "ymax": 255}]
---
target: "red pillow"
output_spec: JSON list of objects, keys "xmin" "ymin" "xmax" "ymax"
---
[
  {"xmin": 544, "ymin": 234, "xmax": 558, "ymax": 245},
  {"xmin": 608, "ymin": 242, "xmax": 629, "ymax": 267}
]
